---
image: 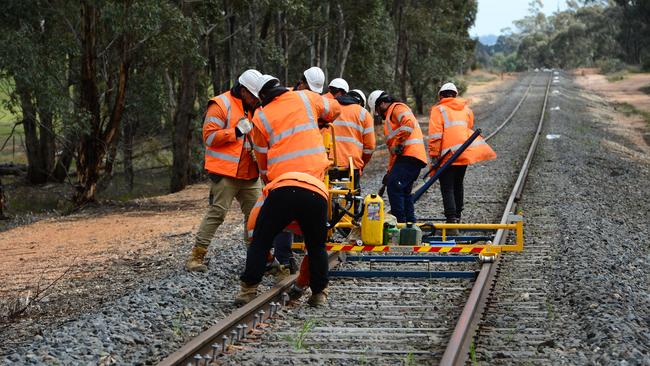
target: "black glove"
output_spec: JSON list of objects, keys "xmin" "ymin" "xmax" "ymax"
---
[
  {"xmin": 392, "ymin": 144, "xmax": 405, "ymax": 156},
  {"xmin": 382, "ymin": 173, "xmax": 389, "ymax": 185}
]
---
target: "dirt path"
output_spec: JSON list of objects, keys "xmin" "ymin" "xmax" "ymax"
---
[{"xmin": 573, "ymin": 68, "xmax": 650, "ymax": 161}]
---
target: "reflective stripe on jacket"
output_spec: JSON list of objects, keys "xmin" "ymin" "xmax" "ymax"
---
[
  {"xmin": 332, "ymin": 103, "xmax": 376, "ymax": 171},
  {"xmin": 428, "ymin": 98, "xmax": 496, "ymax": 166},
  {"xmin": 383, "ymin": 102, "xmax": 428, "ymax": 170},
  {"xmin": 251, "ymin": 90, "xmax": 340, "ymax": 182},
  {"xmin": 203, "ymin": 92, "xmax": 258, "ymax": 179}
]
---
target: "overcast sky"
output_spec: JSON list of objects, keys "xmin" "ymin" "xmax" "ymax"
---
[{"xmin": 471, "ymin": 0, "xmax": 568, "ymax": 36}]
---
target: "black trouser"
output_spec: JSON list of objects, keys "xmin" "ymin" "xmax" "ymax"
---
[
  {"xmin": 438, "ymin": 165, "xmax": 467, "ymax": 220},
  {"xmin": 387, "ymin": 156, "xmax": 425, "ymax": 223},
  {"xmin": 241, "ymin": 186, "xmax": 329, "ymax": 293}
]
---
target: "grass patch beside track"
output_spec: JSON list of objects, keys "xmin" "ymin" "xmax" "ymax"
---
[{"xmin": 613, "ymin": 102, "xmax": 650, "ymax": 126}]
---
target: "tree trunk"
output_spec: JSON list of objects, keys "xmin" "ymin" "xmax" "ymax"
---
[
  {"xmin": 321, "ymin": 1, "xmax": 329, "ymax": 81},
  {"xmin": 75, "ymin": 0, "xmax": 131, "ymax": 204},
  {"xmin": 15, "ymin": 79, "xmax": 48, "ymax": 184},
  {"xmin": 37, "ymin": 108, "xmax": 55, "ymax": 179},
  {"xmin": 248, "ymin": 1, "xmax": 258, "ymax": 68},
  {"xmin": 337, "ymin": 30, "xmax": 353, "ymax": 78},
  {"xmin": 170, "ymin": 1, "xmax": 197, "ymax": 193},
  {"xmin": 0, "ymin": 177, "xmax": 7, "ymax": 220},
  {"xmin": 123, "ymin": 117, "xmax": 135, "ymax": 190}
]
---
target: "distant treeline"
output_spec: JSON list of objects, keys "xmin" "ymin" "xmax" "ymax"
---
[
  {"xmin": 475, "ymin": 0, "xmax": 650, "ymax": 72},
  {"xmin": 0, "ymin": 0, "xmax": 477, "ymax": 204}
]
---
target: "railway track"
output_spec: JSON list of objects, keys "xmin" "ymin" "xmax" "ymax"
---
[{"xmin": 158, "ymin": 71, "xmax": 552, "ymax": 366}]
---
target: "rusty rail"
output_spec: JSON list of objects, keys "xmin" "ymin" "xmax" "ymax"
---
[{"xmin": 439, "ymin": 71, "xmax": 552, "ymax": 366}]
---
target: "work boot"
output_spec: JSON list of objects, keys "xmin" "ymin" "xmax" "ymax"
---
[
  {"xmin": 288, "ymin": 257, "xmax": 299, "ymax": 275},
  {"xmin": 264, "ymin": 258, "xmax": 281, "ymax": 276},
  {"xmin": 307, "ymin": 287, "xmax": 329, "ymax": 307},
  {"xmin": 234, "ymin": 282, "xmax": 259, "ymax": 306},
  {"xmin": 287, "ymin": 283, "xmax": 306, "ymax": 301},
  {"xmin": 445, "ymin": 217, "xmax": 460, "ymax": 237},
  {"xmin": 273, "ymin": 265, "xmax": 291, "ymax": 283},
  {"xmin": 185, "ymin": 246, "xmax": 208, "ymax": 272}
]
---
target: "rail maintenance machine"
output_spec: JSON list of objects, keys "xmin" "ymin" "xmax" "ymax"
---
[{"xmin": 291, "ymin": 125, "xmax": 525, "ymax": 279}]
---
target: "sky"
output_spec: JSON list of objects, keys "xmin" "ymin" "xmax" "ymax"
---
[{"xmin": 471, "ymin": 0, "xmax": 568, "ymax": 36}]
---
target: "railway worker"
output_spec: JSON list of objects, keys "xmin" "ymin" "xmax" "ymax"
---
[
  {"xmin": 327, "ymin": 79, "xmax": 375, "ymax": 184},
  {"xmin": 367, "ymin": 90, "xmax": 428, "ymax": 223},
  {"xmin": 428, "ymin": 82, "xmax": 496, "ymax": 235},
  {"xmin": 284, "ymin": 85, "xmax": 375, "ymax": 302},
  {"xmin": 294, "ymin": 66, "xmax": 325, "ymax": 95},
  {"xmin": 235, "ymin": 73, "xmax": 341, "ymax": 307},
  {"xmin": 185, "ymin": 69, "xmax": 292, "ymax": 275}
]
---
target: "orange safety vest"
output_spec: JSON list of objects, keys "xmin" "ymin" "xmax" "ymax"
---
[
  {"xmin": 203, "ymin": 92, "xmax": 258, "ymax": 179},
  {"xmin": 250, "ymin": 90, "xmax": 340, "ymax": 182},
  {"xmin": 383, "ymin": 102, "xmax": 428, "ymax": 170},
  {"xmin": 246, "ymin": 172, "xmax": 328, "ymax": 239},
  {"xmin": 428, "ymin": 98, "xmax": 496, "ymax": 166},
  {"xmin": 332, "ymin": 103, "xmax": 376, "ymax": 170}
]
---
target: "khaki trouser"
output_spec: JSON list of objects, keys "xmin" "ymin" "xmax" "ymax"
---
[{"xmin": 195, "ymin": 176, "xmax": 262, "ymax": 248}]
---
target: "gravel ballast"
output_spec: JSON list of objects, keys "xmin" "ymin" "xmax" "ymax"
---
[{"xmin": 2, "ymin": 71, "xmax": 647, "ymax": 365}]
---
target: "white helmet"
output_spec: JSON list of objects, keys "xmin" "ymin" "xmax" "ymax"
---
[
  {"xmin": 239, "ymin": 70, "xmax": 279, "ymax": 99},
  {"xmin": 328, "ymin": 78, "xmax": 349, "ymax": 93},
  {"xmin": 303, "ymin": 66, "xmax": 325, "ymax": 93},
  {"xmin": 367, "ymin": 90, "xmax": 385, "ymax": 116},
  {"xmin": 349, "ymin": 89, "xmax": 366, "ymax": 107},
  {"xmin": 439, "ymin": 82, "xmax": 458, "ymax": 96}
]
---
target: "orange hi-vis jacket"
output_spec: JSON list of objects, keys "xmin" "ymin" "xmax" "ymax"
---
[
  {"xmin": 383, "ymin": 102, "xmax": 428, "ymax": 170},
  {"xmin": 246, "ymin": 89, "xmax": 340, "ymax": 239},
  {"xmin": 250, "ymin": 90, "xmax": 340, "ymax": 182},
  {"xmin": 332, "ymin": 102, "xmax": 376, "ymax": 170},
  {"xmin": 245, "ymin": 172, "xmax": 329, "ymax": 239},
  {"xmin": 202, "ymin": 92, "xmax": 258, "ymax": 179},
  {"xmin": 428, "ymin": 97, "xmax": 496, "ymax": 166}
]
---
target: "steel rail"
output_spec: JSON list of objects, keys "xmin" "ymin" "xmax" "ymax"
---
[
  {"xmin": 158, "ymin": 73, "xmax": 548, "ymax": 366},
  {"xmin": 439, "ymin": 72, "xmax": 552, "ymax": 366},
  {"xmin": 157, "ymin": 254, "xmax": 340, "ymax": 366}
]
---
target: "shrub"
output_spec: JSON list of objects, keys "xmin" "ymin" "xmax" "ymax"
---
[{"xmin": 596, "ymin": 58, "xmax": 626, "ymax": 74}]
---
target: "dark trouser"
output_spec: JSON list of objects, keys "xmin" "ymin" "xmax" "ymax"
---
[
  {"xmin": 241, "ymin": 187, "xmax": 329, "ymax": 293},
  {"xmin": 439, "ymin": 165, "xmax": 467, "ymax": 219},
  {"xmin": 387, "ymin": 156, "xmax": 425, "ymax": 223},
  {"xmin": 272, "ymin": 231, "xmax": 294, "ymax": 265}
]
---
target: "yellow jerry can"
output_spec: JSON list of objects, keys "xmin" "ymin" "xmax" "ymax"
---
[{"xmin": 361, "ymin": 194, "xmax": 384, "ymax": 245}]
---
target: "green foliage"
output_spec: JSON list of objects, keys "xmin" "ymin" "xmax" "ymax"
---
[
  {"xmin": 286, "ymin": 318, "xmax": 320, "ymax": 350},
  {"xmin": 476, "ymin": 1, "xmax": 649, "ymax": 70},
  {"xmin": 596, "ymin": 58, "xmax": 626, "ymax": 74}
]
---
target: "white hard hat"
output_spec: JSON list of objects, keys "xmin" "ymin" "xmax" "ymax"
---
[
  {"xmin": 439, "ymin": 82, "xmax": 458, "ymax": 95},
  {"xmin": 349, "ymin": 89, "xmax": 366, "ymax": 107},
  {"xmin": 328, "ymin": 78, "xmax": 349, "ymax": 93},
  {"xmin": 239, "ymin": 69, "xmax": 278, "ymax": 99},
  {"xmin": 303, "ymin": 66, "xmax": 325, "ymax": 93},
  {"xmin": 367, "ymin": 90, "xmax": 385, "ymax": 116}
]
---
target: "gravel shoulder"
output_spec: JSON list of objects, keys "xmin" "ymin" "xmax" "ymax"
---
[{"xmin": 475, "ymin": 71, "xmax": 650, "ymax": 365}]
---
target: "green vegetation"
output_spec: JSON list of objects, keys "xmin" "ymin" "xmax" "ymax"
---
[
  {"xmin": 469, "ymin": 341, "xmax": 478, "ymax": 365},
  {"xmin": 475, "ymin": 1, "xmax": 650, "ymax": 73},
  {"xmin": 614, "ymin": 102, "xmax": 650, "ymax": 126},
  {"xmin": 287, "ymin": 318, "xmax": 319, "ymax": 350},
  {"xmin": 403, "ymin": 352, "xmax": 416, "ymax": 366},
  {"xmin": 0, "ymin": 0, "xmax": 477, "ymax": 208},
  {"xmin": 606, "ymin": 71, "xmax": 628, "ymax": 83},
  {"xmin": 640, "ymin": 85, "xmax": 650, "ymax": 95}
]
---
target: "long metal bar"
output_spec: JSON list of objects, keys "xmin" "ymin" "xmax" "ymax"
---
[
  {"xmin": 328, "ymin": 270, "xmax": 478, "ymax": 279},
  {"xmin": 157, "ymin": 253, "xmax": 340, "ymax": 366},
  {"xmin": 439, "ymin": 72, "xmax": 552, "ymax": 366},
  {"xmin": 345, "ymin": 255, "xmax": 477, "ymax": 263}
]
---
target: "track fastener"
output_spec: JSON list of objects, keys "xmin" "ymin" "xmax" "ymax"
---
[
  {"xmin": 242, "ymin": 323, "xmax": 248, "ymax": 338},
  {"xmin": 193, "ymin": 354, "xmax": 202, "ymax": 366},
  {"xmin": 230, "ymin": 330, "xmax": 238, "ymax": 344},
  {"xmin": 221, "ymin": 335, "xmax": 228, "ymax": 352},
  {"xmin": 253, "ymin": 314, "xmax": 259, "ymax": 328},
  {"xmin": 236, "ymin": 324, "xmax": 244, "ymax": 340},
  {"xmin": 211, "ymin": 343, "xmax": 219, "ymax": 360},
  {"xmin": 282, "ymin": 292, "xmax": 289, "ymax": 306}
]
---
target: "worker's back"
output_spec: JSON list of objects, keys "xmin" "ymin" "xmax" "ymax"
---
[{"xmin": 332, "ymin": 97, "xmax": 375, "ymax": 170}]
